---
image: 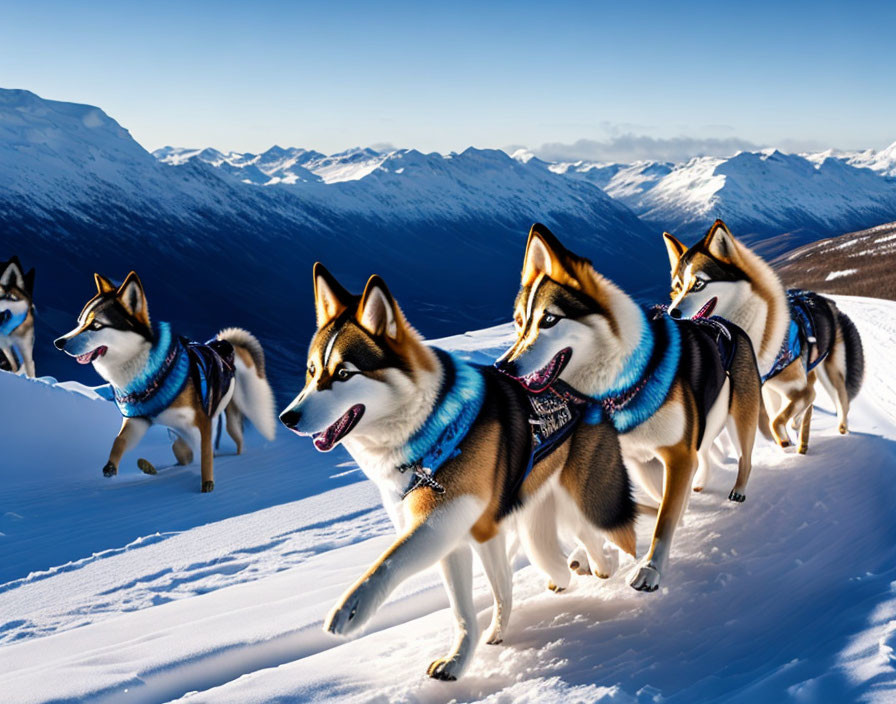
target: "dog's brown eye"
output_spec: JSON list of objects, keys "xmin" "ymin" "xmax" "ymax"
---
[
  {"xmin": 692, "ymin": 280, "xmax": 706, "ymax": 291},
  {"xmin": 336, "ymin": 366, "xmax": 351, "ymax": 380},
  {"xmin": 514, "ymin": 313, "xmax": 523, "ymax": 329}
]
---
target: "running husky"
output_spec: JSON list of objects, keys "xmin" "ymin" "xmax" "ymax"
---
[
  {"xmin": 279, "ymin": 264, "xmax": 638, "ymax": 680},
  {"xmin": 54, "ymin": 272, "xmax": 277, "ymax": 492},
  {"xmin": 0, "ymin": 256, "xmax": 36, "ymax": 377},
  {"xmin": 496, "ymin": 224, "xmax": 762, "ymax": 592},
  {"xmin": 664, "ymin": 220, "xmax": 864, "ymax": 453}
]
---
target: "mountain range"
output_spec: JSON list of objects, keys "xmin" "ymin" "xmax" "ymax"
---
[{"xmin": 2, "ymin": 87, "xmax": 896, "ymax": 392}]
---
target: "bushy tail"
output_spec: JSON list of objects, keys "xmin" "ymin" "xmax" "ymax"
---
[
  {"xmin": 837, "ymin": 311, "xmax": 865, "ymax": 401},
  {"xmin": 218, "ymin": 327, "xmax": 277, "ymax": 441}
]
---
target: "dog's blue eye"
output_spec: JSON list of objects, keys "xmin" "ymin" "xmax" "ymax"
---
[
  {"xmin": 692, "ymin": 280, "xmax": 706, "ymax": 291},
  {"xmin": 336, "ymin": 366, "xmax": 352, "ymax": 380},
  {"xmin": 90, "ymin": 321, "xmax": 103, "ymax": 330},
  {"xmin": 540, "ymin": 313, "xmax": 560, "ymax": 329},
  {"xmin": 308, "ymin": 363, "xmax": 316, "ymax": 376}
]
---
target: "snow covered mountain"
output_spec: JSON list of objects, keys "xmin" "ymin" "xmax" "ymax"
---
[
  {"xmin": 0, "ymin": 88, "xmax": 660, "ymax": 391},
  {"xmin": 542, "ymin": 149, "xmax": 896, "ymax": 252}
]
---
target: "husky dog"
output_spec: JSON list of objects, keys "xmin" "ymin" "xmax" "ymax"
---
[
  {"xmin": 496, "ymin": 224, "xmax": 762, "ymax": 592},
  {"xmin": 664, "ymin": 220, "xmax": 864, "ymax": 452},
  {"xmin": 0, "ymin": 256, "xmax": 36, "ymax": 377},
  {"xmin": 54, "ymin": 272, "xmax": 277, "ymax": 492},
  {"xmin": 279, "ymin": 264, "xmax": 638, "ymax": 680}
]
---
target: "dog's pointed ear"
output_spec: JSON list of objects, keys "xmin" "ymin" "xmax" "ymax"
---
[
  {"xmin": 357, "ymin": 275, "xmax": 400, "ymax": 340},
  {"xmin": 116, "ymin": 271, "xmax": 150, "ymax": 327},
  {"xmin": 663, "ymin": 232, "xmax": 687, "ymax": 271},
  {"xmin": 313, "ymin": 262, "xmax": 353, "ymax": 328},
  {"xmin": 522, "ymin": 223, "xmax": 570, "ymax": 286},
  {"xmin": 703, "ymin": 220, "xmax": 737, "ymax": 261},
  {"xmin": 0, "ymin": 257, "xmax": 25, "ymax": 290},
  {"xmin": 94, "ymin": 273, "xmax": 116, "ymax": 295}
]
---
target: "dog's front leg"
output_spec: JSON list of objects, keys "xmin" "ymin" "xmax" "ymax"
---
[
  {"xmin": 324, "ymin": 494, "xmax": 485, "ymax": 640},
  {"xmin": 104, "ymin": 417, "xmax": 150, "ymax": 477},
  {"xmin": 427, "ymin": 544, "xmax": 478, "ymax": 681},
  {"xmin": 473, "ymin": 531, "xmax": 512, "ymax": 645}
]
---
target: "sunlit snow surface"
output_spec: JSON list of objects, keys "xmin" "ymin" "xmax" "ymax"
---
[{"xmin": 0, "ymin": 297, "xmax": 894, "ymax": 703}]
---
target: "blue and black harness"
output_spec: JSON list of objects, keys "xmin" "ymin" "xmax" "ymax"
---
[
  {"xmin": 0, "ymin": 308, "xmax": 29, "ymax": 371},
  {"xmin": 397, "ymin": 311, "xmax": 740, "ymax": 508},
  {"xmin": 111, "ymin": 321, "xmax": 236, "ymax": 419},
  {"xmin": 762, "ymin": 289, "xmax": 836, "ymax": 383}
]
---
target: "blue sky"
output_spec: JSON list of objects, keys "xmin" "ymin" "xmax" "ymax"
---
[{"xmin": 2, "ymin": 0, "xmax": 894, "ymax": 160}]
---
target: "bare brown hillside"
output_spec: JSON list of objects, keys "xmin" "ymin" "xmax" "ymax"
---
[{"xmin": 773, "ymin": 222, "xmax": 896, "ymax": 300}]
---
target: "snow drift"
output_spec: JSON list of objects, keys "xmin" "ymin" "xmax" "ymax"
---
[{"xmin": 0, "ymin": 296, "xmax": 894, "ymax": 703}]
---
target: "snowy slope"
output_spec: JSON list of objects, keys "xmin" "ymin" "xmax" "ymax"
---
[{"xmin": 1, "ymin": 297, "xmax": 894, "ymax": 703}]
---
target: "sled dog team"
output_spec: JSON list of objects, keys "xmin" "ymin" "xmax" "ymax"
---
[{"xmin": 4, "ymin": 218, "xmax": 863, "ymax": 680}]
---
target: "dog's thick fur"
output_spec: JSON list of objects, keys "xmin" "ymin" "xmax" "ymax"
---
[
  {"xmin": 496, "ymin": 224, "xmax": 762, "ymax": 592},
  {"xmin": 279, "ymin": 264, "xmax": 639, "ymax": 680},
  {"xmin": 0, "ymin": 256, "xmax": 36, "ymax": 377},
  {"xmin": 664, "ymin": 220, "xmax": 864, "ymax": 451},
  {"xmin": 54, "ymin": 272, "xmax": 276, "ymax": 492}
]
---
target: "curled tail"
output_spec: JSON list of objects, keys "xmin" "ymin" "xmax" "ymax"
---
[
  {"xmin": 218, "ymin": 327, "xmax": 277, "ymax": 441},
  {"xmin": 837, "ymin": 311, "xmax": 864, "ymax": 401}
]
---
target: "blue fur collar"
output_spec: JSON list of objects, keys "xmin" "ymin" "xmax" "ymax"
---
[
  {"xmin": 0, "ymin": 308, "xmax": 28, "ymax": 336},
  {"xmin": 584, "ymin": 312, "xmax": 681, "ymax": 433},
  {"xmin": 112, "ymin": 321, "xmax": 191, "ymax": 418},
  {"xmin": 398, "ymin": 348, "xmax": 486, "ymax": 498}
]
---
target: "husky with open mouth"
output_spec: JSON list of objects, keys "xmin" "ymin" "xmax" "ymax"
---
[
  {"xmin": 496, "ymin": 224, "xmax": 762, "ymax": 592},
  {"xmin": 664, "ymin": 220, "xmax": 864, "ymax": 453},
  {"xmin": 0, "ymin": 256, "xmax": 36, "ymax": 377},
  {"xmin": 279, "ymin": 264, "xmax": 639, "ymax": 680},
  {"xmin": 54, "ymin": 271, "xmax": 277, "ymax": 492}
]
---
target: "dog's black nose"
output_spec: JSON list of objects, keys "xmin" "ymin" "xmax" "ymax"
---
[
  {"xmin": 54, "ymin": 337, "xmax": 67, "ymax": 350},
  {"xmin": 668, "ymin": 308, "xmax": 682, "ymax": 319},
  {"xmin": 279, "ymin": 408, "xmax": 301, "ymax": 429}
]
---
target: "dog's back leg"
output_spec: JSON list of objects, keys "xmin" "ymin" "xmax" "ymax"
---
[
  {"xmin": 474, "ymin": 532, "xmax": 512, "ymax": 645},
  {"xmin": 518, "ymin": 490, "xmax": 571, "ymax": 593},
  {"xmin": 225, "ymin": 404, "xmax": 244, "ymax": 454},
  {"xmin": 198, "ymin": 415, "xmax": 214, "ymax": 493}
]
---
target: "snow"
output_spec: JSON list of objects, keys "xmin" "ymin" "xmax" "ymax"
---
[
  {"xmin": 1, "ymin": 296, "xmax": 895, "ymax": 703},
  {"xmin": 825, "ymin": 268, "xmax": 859, "ymax": 281}
]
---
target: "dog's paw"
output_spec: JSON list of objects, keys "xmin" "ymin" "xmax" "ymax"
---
[
  {"xmin": 324, "ymin": 580, "xmax": 376, "ymax": 637},
  {"xmin": 201, "ymin": 480, "xmax": 215, "ymax": 493},
  {"xmin": 427, "ymin": 655, "xmax": 467, "ymax": 681},
  {"xmin": 568, "ymin": 546, "xmax": 591, "ymax": 575},
  {"xmin": 629, "ymin": 561, "xmax": 661, "ymax": 592},
  {"xmin": 137, "ymin": 458, "xmax": 157, "ymax": 475},
  {"xmin": 797, "ymin": 443, "xmax": 808, "ymax": 455},
  {"xmin": 692, "ymin": 485, "xmax": 704, "ymax": 493},
  {"xmin": 547, "ymin": 580, "xmax": 566, "ymax": 593},
  {"xmin": 728, "ymin": 489, "xmax": 746, "ymax": 503},
  {"xmin": 839, "ymin": 423, "xmax": 848, "ymax": 435},
  {"xmin": 778, "ymin": 438, "xmax": 791, "ymax": 449},
  {"xmin": 102, "ymin": 462, "xmax": 117, "ymax": 478},
  {"xmin": 594, "ymin": 546, "xmax": 619, "ymax": 579}
]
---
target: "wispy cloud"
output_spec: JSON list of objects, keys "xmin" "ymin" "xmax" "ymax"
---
[{"xmin": 526, "ymin": 134, "xmax": 766, "ymax": 164}]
